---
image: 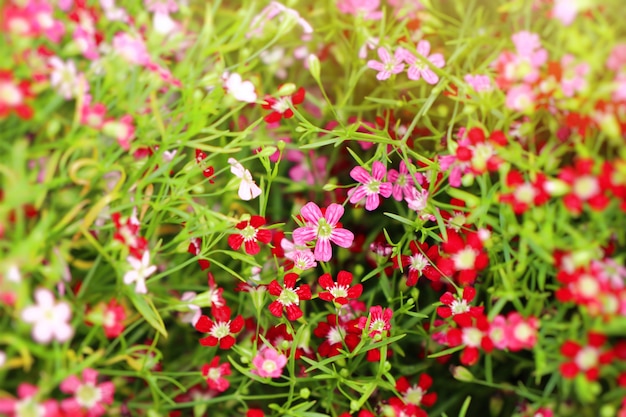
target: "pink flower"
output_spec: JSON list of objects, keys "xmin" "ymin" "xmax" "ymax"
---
[
  {"xmin": 123, "ymin": 250, "xmax": 157, "ymax": 294},
  {"xmin": 292, "ymin": 202, "xmax": 355, "ymax": 262},
  {"xmin": 103, "ymin": 115, "xmax": 135, "ymax": 150},
  {"xmin": 21, "ymin": 288, "xmax": 73, "ymax": 344},
  {"xmin": 348, "ymin": 161, "xmax": 393, "ymax": 211},
  {"xmin": 401, "ymin": 40, "xmax": 445, "ymax": 84},
  {"xmin": 387, "ymin": 160, "xmax": 421, "ymax": 201},
  {"xmin": 60, "ymin": 368, "xmax": 115, "ymax": 417},
  {"xmin": 357, "ymin": 305, "xmax": 393, "ymax": 340},
  {"xmin": 367, "ymin": 47, "xmax": 405, "ymax": 80},
  {"xmin": 337, "ymin": 0, "xmax": 383, "ymax": 20},
  {"xmin": 464, "ymin": 74, "xmax": 492, "ymax": 92},
  {"xmin": 80, "ymin": 95, "xmax": 107, "ymax": 130},
  {"xmin": 0, "ymin": 383, "xmax": 60, "ymax": 417},
  {"xmin": 112, "ymin": 32, "xmax": 152, "ymax": 66},
  {"xmin": 504, "ymin": 313, "xmax": 539, "ymax": 351},
  {"xmin": 552, "ymin": 0, "xmax": 584, "ymax": 26},
  {"xmin": 201, "ymin": 357, "xmax": 231, "ymax": 392},
  {"xmin": 506, "ymin": 84, "xmax": 536, "ymax": 112},
  {"xmin": 251, "ymin": 347, "xmax": 287, "ymax": 378},
  {"xmin": 228, "ymin": 158, "xmax": 262, "ymax": 200},
  {"xmin": 73, "ymin": 27, "xmax": 99, "ymax": 60},
  {"xmin": 223, "ymin": 72, "xmax": 257, "ymax": 103}
]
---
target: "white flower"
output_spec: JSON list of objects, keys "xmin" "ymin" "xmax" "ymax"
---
[
  {"xmin": 123, "ymin": 250, "xmax": 157, "ymax": 294},
  {"xmin": 223, "ymin": 72, "xmax": 257, "ymax": 103},
  {"xmin": 0, "ymin": 350, "xmax": 6, "ymax": 367},
  {"xmin": 49, "ymin": 57, "xmax": 80, "ymax": 99},
  {"xmin": 228, "ymin": 158, "xmax": 262, "ymax": 200},
  {"xmin": 21, "ymin": 288, "xmax": 74, "ymax": 344}
]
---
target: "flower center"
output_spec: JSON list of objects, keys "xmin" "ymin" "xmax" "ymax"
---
[
  {"xmin": 409, "ymin": 253, "xmax": 428, "ymax": 273},
  {"xmin": 241, "ymin": 225, "xmax": 258, "ymax": 241},
  {"xmin": 404, "ymin": 386, "xmax": 424, "ymax": 405},
  {"xmin": 452, "ymin": 247, "xmax": 478, "ymax": 270},
  {"xmin": 365, "ymin": 179, "xmax": 381, "ymax": 194},
  {"xmin": 329, "ymin": 285, "xmax": 348, "ymax": 299},
  {"xmin": 573, "ymin": 175, "xmax": 599, "ymax": 200},
  {"xmin": 327, "ymin": 326, "xmax": 346, "ymax": 345},
  {"xmin": 316, "ymin": 218, "xmax": 333, "ymax": 239},
  {"xmin": 278, "ymin": 287, "xmax": 299, "ymax": 306},
  {"xmin": 575, "ymin": 346, "xmax": 599, "ymax": 371},
  {"xmin": 272, "ymin": 97, "xmax": 291, "ymax": 114},
  {"xmin": 396, "ymin": 174, "xmax": 407, "ymax": 187},
  {"xmin": 210, "ymin": 321, "xmax": 231, "ymax": 339},
  {"xmin": 514, "ymin": 182, "xmax": 537, "ymax": 204},
  {"xmin": 449, "ymin": 212, "xmax": 466, "ymax": 230},
  {"xmin": 76, "ymin": 383, "xmax": 102, "ymax": 408},
  {"xmin": 15, "ymin": 399, "xmax": 44, "ymax": 417},
  {"xmin": 470, "ymin": 143, "xmax": 494, "ymax": 172},
  {"xmin": 450, "ymin": 299, "xmax": 469, "ymax": 315},
  {"xmin": 207, "ymin": 367, "xmax": 221, "ymax": 381},
  {"xmin": 0, "ymin": 82, "xmax": 23, "ymax": 106},
  {"xmin": 575, "ymin": 274, "xmax": 599, "ymax": 298},
  {"xmin": 462, "ymin": 327, "xmax": 483, "ymax": 347},
  {"xmin": 513, "ymin": 323, "xmax": 534, "ymax": 343},
  {"xmin": 262, "ymin": 359, "xmax": 277, "ymax": 374}
]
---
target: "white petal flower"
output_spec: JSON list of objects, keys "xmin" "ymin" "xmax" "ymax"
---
[
  {"xmin": 123, "ymin": 251, "xmax": 157, "ymax": 294},
  {"xmin": 21, "ymin": 288, "xmax": 74, "ymax": 344},
  {"xmin": 228, "ymin": 158, "xmax": 262, "ymax": 200}
]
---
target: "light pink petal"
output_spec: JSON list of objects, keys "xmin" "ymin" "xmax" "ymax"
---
[
  {"xmin": 61, "ymin": 398, "xmax": 82, "ymax": 415},
  {"xmin": 82, "ymin": 368, "xmax": 99, "ymax": 384},
  {"xmin": 429, "ymin": 53, "xmax": 445, "ymax": 68},
  {"xmin": 314, "ymin": 239, "xmax": 332, "ymax": 262},
  {"xmin": 324, "ymin": 203, "xmax": 344, "ymax": 226},
  {"xmin": 54, "ymin": 302, "xmax": 72, "ymax": 321},
  {"xmin": 416, "ymin": 40, "xmax": 431, "ymax": 56},
  {"xmin": 376, "ymin": 71, "xmax": 391, "ymax": 81},
  {"xmin": 34, "ymin": 288, "xmax": 54, "ymax": 308},
  {"xmin": 53, "ymin": 323, "xmax": 74, "ymax": 342},
  {"xmin": 365, "ymin": 194, "xmax": 380, "ymax": 211},
  {"xmin": 422, "ymin": 69, "xmax": 439, "ymax": 85},
  {"xmin": 21, "ymin": 306, "xmax": 41, "ymax": 323},
  {"xmin": 330, "ymin": 228, "xmax": 355, "ymax": 248},
  {"xmin": 349, "ymin": 186, "xmax": 368, "ymax": 204},
  {"xmin": 377, "ymin": 47, "xmax": 391, "ymax": 63},
  {"xmin": 371, "ymin": 161, "xmax": 387, "ymax": 180},
  {"xmin": 33, "ymin": 323, "xmax": 53, "ymax": 343},
  {"xmin": 300, "ymin": 202, "xmax": 322, "ymax": 224},
  {"xmin": 60, "ymin": 375, "xmax": 82, "ymax": 393},
  {"xmin": 367, "ymin": 61, "xmax": 385, "ymax": 71},
  {"xmin": 407, "ymin": 67, "xmax": 421, "ymax": 81},
  {"xmin": 293, "ymin": 226, "xmax": 317, "ymax": 244},
  {"xmin": 99, "ymin": 381, "xmax": 115, "ymax": 403},
  {"xmin": 350, "ymin": 166, "xmax": 371, "ymax": 183}
]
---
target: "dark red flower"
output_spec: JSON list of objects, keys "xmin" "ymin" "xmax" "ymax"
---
[{"xmin": 227, "ymin": 216, "xmax": 272, "ymax": 255}]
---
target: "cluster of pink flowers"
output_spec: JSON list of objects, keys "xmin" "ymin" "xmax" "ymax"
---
[{"xmin": 367, "ymin": 40, "xmax": 445, "ymax": 84}]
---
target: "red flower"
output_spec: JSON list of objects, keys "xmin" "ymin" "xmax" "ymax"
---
[
  {"xmin": 318, "ymin": 271, "xmax": 363, "ymax": 305},
  {"xmin": 445, "ymin": 313, "xmax": 493, "ymax": 366},
  {"xmin": 188, "ymin": 237, "xmax": 211, "ymax": 270},
  {"xmin": 227, "ymin": 216, "xmax": 272, "ymax": 255},
  {"xmin": 112, "ymin": 212, "xmax": 147, "ymax": 259},
  {"xmin": 262, "ymin": 87, "xmax": 305, "ymax": 123},
  {"xmin": 195, "ymin": 149, "xmax": 215, "ymax": 182},
  {"xmin": 437, "ymin": 286, "xmax": 484, "ymax": 326},
  {"xmin": 268, "ymin": 273, "xmax": 312, "ymax": 320},
  {"xmin": 560, "ymin": 332, "xmax": 613, "ymax": 380},
  {"xmin": 247, "ymin": 410, "xmax": 264, "ymax": 417},
  {"xmin": 201, "ymin": 356, "xmax": 231, "ymax": 392},
  {"xmin": 559, "ymin": 158, "xmax": 610, "ymax": 214},
  {"xmin": 436, "ymin": 229, "xmax": 489, "ymax": 286},
  {"xmin": 195, "ymin": 306, "xmax": 244, "ymax": 349},
  {"xmin": 357, "ymin": 305, "xmax": 393, "ymax": 340},
  {"xmin": 389, "ymin": 374, "xmax": 437, "ymax": 415},
  {"xmin": 0, "ymin": 70, "xmax": 34, "ymax": 119},
  {"xmin": 392, "ymin": 241, "xmax": 441, "ymax": 285},
  {"xmin": 313, "ymin": 314, "xmax": 360, "ymax": 357},
  {"xmin": 499, "ymin": 169, "xmax": 550, "ymax": 214}
]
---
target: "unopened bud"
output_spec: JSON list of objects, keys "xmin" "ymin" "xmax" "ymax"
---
[
  {"xmin": 452, "ymin": 366, "xmax": 474, "ymax": 382},
  {"xmin": 308, "ymin": 54, "xmax": 321, "ymax": 81}
]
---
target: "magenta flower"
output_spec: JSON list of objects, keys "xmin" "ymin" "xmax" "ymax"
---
[
  {"xmin": 292, "ymin": 202, "xmax": 354, "ymax": 262},
  {"xmin": 348, "ymin": 161, "xmax": 392, "ymax": 211},
  {"xmin": 367, "ymin": 47, "xmax": 405, "ymax": 80},
  {"xmin": 202, "ymin": 357, "xmax": 231, "ymax": 392},
  {"xmin": 357, "ymin": 305, "xmax": 393, "ymax": 340},
  {"xmin": 387, "ymin": 160, "xmax": 421, "ymax": 201},
  {"xmin": 60, "ymin": 368, "xmax": 115, "ymax": 417},
  {"xmin": 251, "ymin": 347, "xmax": 287, "ymax": 378},
  {"xmin": 402, "ymin": 40, "xmax": 445, "ymax": 84},
  {"xmin": 337, "ymin": 0, "xmax": 383, "ymax": 20},
  {"xmin": 0, "ymin": 384, "xmax": 60, "ymax": 417}
]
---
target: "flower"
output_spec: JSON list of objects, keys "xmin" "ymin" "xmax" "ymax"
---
[
  {"xmin": 437, "ymin": 287, "xmax": 484, "ymax": 326},
  {"xmin": 318, "ymin": 270, "xmax": 363, "ymax": 305},
  {"xmin": 103, "ymin": 115, "xmax": 136, "ymax": 151},
  {"xmin": 348, "ymin": 161, "xmax": 393, "ymax": 211},
  {"xmin": 268, "ymin": 273, "xmax": 311, "ymax": 320},
  {"xmin": 436, "ymin": 230, "xmax": 489, "ymax": 286},
  {"xmin": 401, "ymin": 40, "xmax": 445, "ymax": 84},
  {"xmin": 391, "ymin": 374, "xmax": 437, "ymax": 412},
  {"xmin": 228, "ymin": 158, "xmax": 262, "ymax": 200},
  {"xmin": 464, "ymin": 74, "xmax": 492, "ymax": 92},
  {"xmin": 86, "ymin": 299, "xmax": 126, "ymax": 338},
  {"xmin": 227, "ymin": 216, "xmax": 272, "ymax": 255},
  {"xmin": 504, "ymin": 313, "xmax": 539, "ymax": 352},
  {"xmin": 251, "ymin": 347, "xmax": 287, "ymax": 378},
  {"xmin": 48, "ymin": 57, "xmax": 81, "ymax": 99},
  {"xmin": 0, "ymin": 70, "xmax": 34, "ymax": 120},
  {"xmin": 123, "ymin": 250, "xmax": 157, "ymax": 294},
  {"xmin": 0, "ymin": 383, "xmax": 60, "ymax": 417},
  {"xmin": 337, "ymin": 0, "xmax": 383, "ymax": 20},
  {"xmin": 392, "ymin": 241, "xmax": 441, "ymax": 286},
  {"xmin": 292, "ymin": 202, "xmax": 355, "ymax": 262},
  {"xmin": 195, "ymin": 149, "xmax": 215, "ymax": 182},
  {"xmin": 387, "ymin": 160, "xmax": 422, "ymax": 201},
  {"xmin": 367, "ymin": 47, "xmax": 405, "ymax": 81},
  {"xmin": 112, "ymin": 32, "xmax": 152, "ymax": 66},
  {"xmin": 560, "ymin": 332, "xmax": 613, "ymax": 380},
  {"xmin": 499, "ymin": 170, "xmax": 550, "ymax": 214},
  {"xmin": 261, "ymin": 86, "xmax": 305, "ymax": 123},
  {"xmin": 313, "ymin": 314, "xmax": 360, "ymax": 357},
  {"xmin": 60, "ymin": 368, "xmax": 115, "ymax": 417},
  {"xmin": 195, "ymin": 306, "xmax": 245, "ymax": 349},
  {"xmin": 201, "ymin": 357, "xmax": 231, "ymax": 392},
  {"xmin": 559, "ymin": 158, "xmax": 609, "ymax": 214},
  {"xmin": 223, "ymin": 72, "xmax": 257, "ymax": 103},
  {"xmin": 21, "ymin": 288, "xmax": 74, "ymax": 344},
  {"xmin": 357, "ymin": 305, "xmax": 393, "ymax": 340},
  {"xmin": 445, "ymin": 313, "xmax": 493, "ymax": 366}
]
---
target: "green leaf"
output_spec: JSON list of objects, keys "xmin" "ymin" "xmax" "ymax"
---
[{"xmin": 128, "ymin": 291, "xmax": 168, "ymax": 338}]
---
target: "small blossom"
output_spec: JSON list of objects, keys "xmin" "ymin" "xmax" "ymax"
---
[
  {"xmin": 268, "ymin": 273, "xmax": 312, "ymax": 320},
  {"xmin": 464, "ymin": 74, "xmax": 492, "ymax": 92},
  {"xmin": 358, "ymin": 305, "xmax": 393, "ymax": 340},
  {"xmin": 337, "ymin": 0, "xmax": 383, "ymax": 20},
  {"xmin": 195, "ymin": 306, "xmax": 244, "ymax": 349},
  {"xmin": 123, "ymin": 250, "xmax": 157, "ymax": 294},
  {"xmin": 223, "ymin": 72, "xmax": 257, "ymax": 103},
  {"xmin": 318, "ymin": 270, "xmax": 363, "ymax": 305},
  {"xmin": 228, "ymin": 158, "xmax": 262, "ymax": 200},
  {"xmin": 201, "ymin": 357, "xmax": 231, "ymax": 392},
  {"xmin": 401, "ymin": 40, "xmax": 445, "ymax": 84},
  {"xmin": 21, "ymin": 288, "xmax": 74, "ymax": 344},
  {"xmin": 367, "ymin": 47, "xmax": 405, "ymax": 81},
  {"xmin": 560, "ymin": 332, "xmax": 613, "ymax": 380},
  {"xmin": 251, "ymin": 346, "xmax": 287, "ymax": 378},
  {"xmin": 227, "ymin": 215, "xmax": 272, "ymax": 255},
  {"xmin": 348, "ymin": 161, "xmax": 393, "ymax": 211},
  {"xmin": 60, "ymin": 368, "xmax": 115, "ymax": 417},
  {"xmin": 262, "ymin": 86, "xmax": 305, "ymax": 123},
  {"xmin": 292, "ymin": 202, "xmax": 355, "ymax": 262}
]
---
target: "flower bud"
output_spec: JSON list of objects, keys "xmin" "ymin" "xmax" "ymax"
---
[
  {"xmin": 308, "ymin": 54, "xmax": 321, "ymax": 82},
  {"xmin": 452, "ymin": 366, "xmax": 474, "ymax": 382}
]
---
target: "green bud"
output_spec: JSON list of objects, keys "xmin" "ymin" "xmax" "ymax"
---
[
  {"xmin": 461, "ymin": 173, "xmax": 475, "ymax": 187},
  {"xmin": 277, "ymin": 83, "xmax": 296, "ymax": 96},
  {"xmin": 308, "ymin": 54, "xmax": 321, "ymax": 82},
  {"xmin": 277, "ymin": 140, "xmax": 286, "ymax": 151},
  {"xmin": 452, "ymin": 366, "xmax": 474, "ymax": 382},
  {"xmin": 489, "ymin": 395, "xmax": 504, "ymax": 416},
  {"xmin": 600, "ymin": 405, "xmax": 616, "ymax": 417},
  {"xmin": 339, "ymin": 368, "xmax": 350, "ymax": 378},
  {"xmin": 299, "ymin": 388, "xmax": 311, "ymax": 399},
  {"xmin": 47, "ymin": 119, "xmax": 61, "ymax": 139}
]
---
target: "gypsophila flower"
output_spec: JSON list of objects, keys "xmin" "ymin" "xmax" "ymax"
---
[
  {"xmin": 367, "ymin": 47, "xmax": 405, "ymax": 80},
  {"xmin": 251, "ymin": 346, "xmax": 287, "ymax": 378},
  {"xmin": 60, "ymin": 368, "xmax": 115, "ymax": 417},
  {"xmin": 123, "ymin": 250, "xmax": 157, "ymax": 294},
  {"xmin": 229, "ymin": 158, "xmax": 262, "ymax": 200},
  {"xmin": 21, "ymin": 288, "xmax": 74, "ymax": 344},
  {"xmin": 201, "ymin": 357, "xmax": 231, "ymax": 392},
  {"xmin": 348, "ymin": 161, "xmax": 393, "ymax": 211}
]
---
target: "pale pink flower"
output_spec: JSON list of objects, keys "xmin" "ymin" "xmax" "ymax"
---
[
  {"xmin": 607, "ymin": 44, "xmax": 626, "ymax": 71},
  {"xmin": 222, "ymin": 72, "xmax": 257, "ymax": 103},
  {"xmin": 112, "ymin": 32, "xmax": 152, "ymax": 66},
  {"xmin": 73, "ymin": 27, "xmax": 99, "ymax": 60},
  {"xmin": 358, "ymin": 37, "xmax": 379, "ymax": 59},
  {"xmin": 402, "ymin": 40, "xmax": 445, "ymax": 84},
  {"xmin": 21, "ymin": 288, "xmax": 73, "ymax": 344},
  {"xmin": 348, "ymin": 161, "xmax": 392, "ymax": 211},
  {"xmin": 287, "ymin": 150, "xmax": 327, "ymax": 185},
  {"xmin": 337, "ymin": 0, "xmax": 383, "ymax": 20},
  {"xmin": 228, "ymin": 158, "xmax": 262, "ymax": 200},
  {"xmin": 405, "ymin": 187, "xmax": 429, "ymax": 212},
  {"xmin": 552, "ymin": 0, "xmax": 585, "ymax": 26},
  {"xmin": 49, "ymin": 57, "xmax": 81, "ymax": 99},
  {"xmin": 506, "ymin": 84, "xmax": 536, "ymax": 112},
  {"xmin": 367, "ymin": 47, "xmax": 405, "ymax": 80},
  {"xmin": 464, "ymin": 74, "xmax": 492, "ymax": 92},
  {"xmin": 292, "ymin": 202, "xmax": 354, "ymax": 262},
  {"xmin": 60, "ymin": 368, "xmax": 115, "ymax": 417},
  {"xmin": 560, "ymin": 55, "xmax": 589, "ymax": 97},
  {"xmin": 387, "ymin": 160, "xmax": 421, "ymax": 201},
  {"xmin": 180, "ymin": 292, "xmax": 202, "ymax": 326},
  {"xmin": 100, "ymin": 0, "xmax": 129, "ymax": 22},
  {"xmin": 123, "ymin": 250, "xmax": 157, "ymax": 294},
  {"xmin": 27, "ymin": 1, "xmax": 65, "ymax": 43},
  {"xmin": 0, "ymin": 384, "xmax": 60, "ymax": 416},
  {"xmin": 613, "ymin": 74, "xmax": 626, "ymax": 102},
  {"xmin": 251, "ymin": 347, "xmax": 287, "ymax": 378}
]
